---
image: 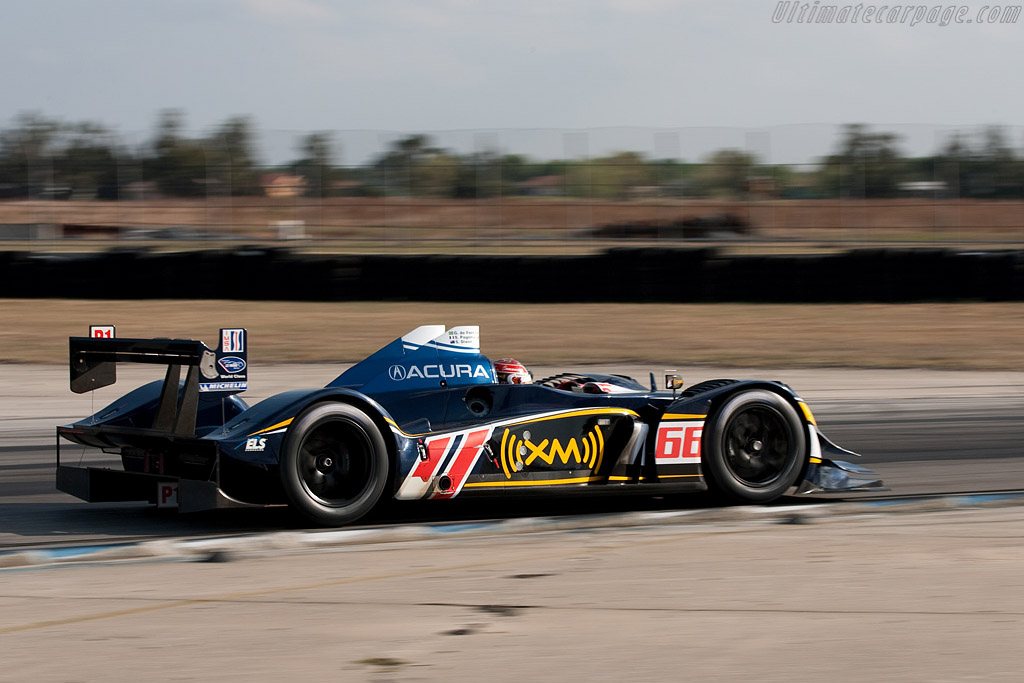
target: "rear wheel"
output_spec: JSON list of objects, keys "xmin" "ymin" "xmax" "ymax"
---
[
  {"xmin": 280, "ymin": 403, "xmax": 389, "ymax": 526},
  {"xmin": 702, "ymin": 390, "xmax": 806, "ymax": 503}
]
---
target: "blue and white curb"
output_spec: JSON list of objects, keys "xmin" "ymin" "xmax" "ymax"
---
[{"xmin": 3, "ymin": 491, "xmax": 1023, "ymax": 570}]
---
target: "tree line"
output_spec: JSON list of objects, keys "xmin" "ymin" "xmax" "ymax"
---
[{"xmin": 1, "ymin": 111, "xmax": 1023, "ymax": 200}]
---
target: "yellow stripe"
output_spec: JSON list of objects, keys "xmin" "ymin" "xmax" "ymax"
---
[
  {"xmin": 503, "ymin": 408, "xmax": 639, "ymax": 427},
  {"xmin": 809, "ymin": 457, "xmax": 822, "ymax": 464},
  {"xmin": 389, "ymin": 408, "xmax": 640, "ymax": 439},
  {"xmin": 384, "ymin": 417, "xmax": 433, "ymax": 438},
  {"xmin": 463, "ymin": 475, "xmax": 602, "ymax": 488},
  {"xmin": 500, "ymin": 428, "xmax": 512, "ymax": 479},
  {"xmin": 798, "ymin": 402, "xmax": 817, "ymax": 426},
  {"xmin": 247, "ymin": 418, "xmax": 293, "ymax": 437},
  {"xmin": 661, "ymin": 413, "xmax": 706, "ymax": 420},
  {"xmin": 608, "ymin": 474, "xmax": 701, "ymax": 482}
]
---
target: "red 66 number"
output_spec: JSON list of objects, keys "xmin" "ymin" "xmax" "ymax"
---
[{"xmin": 655, "ymin": 422, "xmax": 703, "ymax": 463}]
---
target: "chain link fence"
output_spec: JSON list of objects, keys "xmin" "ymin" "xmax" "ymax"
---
[{"xmin": 2, "ymin": 125, "xmax": 1024, "ymax": 249}]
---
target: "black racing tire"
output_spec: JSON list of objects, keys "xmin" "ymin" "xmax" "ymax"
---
[
  {"xmin": 280, "ymin": 402, "xmax": 389, "ymax": 526},
  {"xmin": 702, "ymin": 390, "xmax": 806, "ymax": 503}
]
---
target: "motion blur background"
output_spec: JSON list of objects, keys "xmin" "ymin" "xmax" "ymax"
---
[
  {"xmin": 5, "ymin": 119, "xmax": 1024, "ymax": 250},
  {"xmin": 5, "ymin": 5, "xmax": 1024, "ymax": 680},
  {"xmin": 3, "ymin": 1, "xmax": 1024, "ymax": 254}
]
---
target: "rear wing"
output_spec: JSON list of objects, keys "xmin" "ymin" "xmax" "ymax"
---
[{"xmin": 69, "ymin": 328, "xmax": 247, "ymax": 434}]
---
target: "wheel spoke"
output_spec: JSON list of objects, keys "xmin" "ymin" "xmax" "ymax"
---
[
  {"xmin": 722, "ymin": 403, "xmax": 794, "ymax": 487},
  {"xmin": 296, "ymin": 421, "xmax": 374, "ymax": 507}
]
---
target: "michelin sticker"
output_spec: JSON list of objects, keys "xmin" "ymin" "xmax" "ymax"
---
[{"xmin": 199, "ymin": 381, "xmax": 248, "ymax": 392}]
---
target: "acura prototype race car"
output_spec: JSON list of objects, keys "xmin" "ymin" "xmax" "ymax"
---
[{"xmin": 57, "ymin": 325, "xmax": 883, "ymax": 526}]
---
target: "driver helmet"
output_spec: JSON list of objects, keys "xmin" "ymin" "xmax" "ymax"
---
[{"xmin": 494, "ymin": 358, "xmax": 533, "ymax": 384}]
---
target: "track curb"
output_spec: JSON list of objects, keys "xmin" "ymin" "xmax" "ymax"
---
[{"xmin": 3, "ymin": 492, "xmax": 1024, "ymax": 570}]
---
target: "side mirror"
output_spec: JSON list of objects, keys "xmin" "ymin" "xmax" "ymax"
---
[{"xmin": 665, "ymin": 373, "xmax": 684, "ymax": 397}]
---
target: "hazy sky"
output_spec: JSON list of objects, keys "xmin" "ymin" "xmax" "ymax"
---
[{"xmin": 2, "ymin": 0, "xmax": 1021, "ymax": 163}]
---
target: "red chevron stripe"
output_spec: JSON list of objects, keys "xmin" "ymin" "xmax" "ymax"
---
[
  {"xmin": 411, "ymin": 436, "xmax": 452, "ymax": 482},
  {"xmin": 433, "ymin": 429, "xmax": 489, "ymax": 499}
]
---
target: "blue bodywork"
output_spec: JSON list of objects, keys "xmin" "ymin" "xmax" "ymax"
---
[{"xmin": 57, "ymin": 325, "xmax": 884, "ymax": 511}]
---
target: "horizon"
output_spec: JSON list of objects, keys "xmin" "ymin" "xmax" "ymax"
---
[
  {"xmin": 5, "ymin": 115, "xmax": 1023, "ymax": 167},
  {"xmin": 3, "ymin": 1, "xmax": 1021, "ymax": 165}
]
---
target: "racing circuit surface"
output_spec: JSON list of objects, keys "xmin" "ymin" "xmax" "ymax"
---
[
  {"xmin": 2, "ymin": 364, "xmax": 1023, "ymax": 550},
  {"xmin": 4, "ymin": 364, "xmax": 1024, "ymax": 682}
]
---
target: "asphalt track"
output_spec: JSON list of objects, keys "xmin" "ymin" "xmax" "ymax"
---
[
  {"xmin": 5, "ymin": 364, "xmax": 1023, "ymax": 683},
  {"xmin": 2, "ymin": 364, "xmax": 1023, "ymax": 550}
]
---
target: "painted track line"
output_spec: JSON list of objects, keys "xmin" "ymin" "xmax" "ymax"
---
[{"xmin": 3, "ymin": 491, "xmax": 1024, "ymax": 571}]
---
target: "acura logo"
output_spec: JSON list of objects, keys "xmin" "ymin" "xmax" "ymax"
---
[{"xmin": 388, "ymin": 364, "xmax": 407, "ymax": 381}]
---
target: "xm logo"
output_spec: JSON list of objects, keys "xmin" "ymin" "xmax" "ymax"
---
[
  {"xmin": 388, "ymin": 364, "xmax": 491, "ymax": 381},
  {"xmin": 498, "ymin": 425, "xmax": 605, "ymax": 479}
]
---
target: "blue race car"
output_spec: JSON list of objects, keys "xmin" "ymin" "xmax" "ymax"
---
[{"xmin": 57, "ymin": 325, "xmax": 882, "ymax": 526}]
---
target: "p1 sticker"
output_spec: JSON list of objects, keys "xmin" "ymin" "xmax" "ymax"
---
[{"xmin": 157, "ymin": 482, "xmax": 179, "ymax": 508}]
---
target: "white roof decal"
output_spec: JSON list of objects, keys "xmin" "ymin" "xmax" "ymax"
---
[{"xmin": 401, "ymin": 325, "xmax": 446, "ymax": 349}]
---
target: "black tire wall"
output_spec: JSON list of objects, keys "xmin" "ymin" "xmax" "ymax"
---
[{"xmin": 2, "ymin": 247, "xmax": 1023, "ymax": 302}]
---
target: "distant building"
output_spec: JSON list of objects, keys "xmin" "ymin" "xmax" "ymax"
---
[
  {"xmin": 121, "ymin": 181, "xmax": 160, "ymax": 200},
  {"xmin": 328, "ymin": 180, "xmax": 365, "ymax": 197},
  {"xmin": 746, "ymin": 175, "xmax": 777, "ymax": 197},
  {"xmin": 898, "ymin": 180, "xmax": 948, "ymax": 197},
  {"xmin": 781, "ymin": 185, "xmax": 819, "ymax": 199},
  {"xmin": 34, "ymin": 184, "xmax": 74, "ymax": 200},
  {"xmin": 261, "ymin": 173, "xmax": 308, "ymax": 198},
  {"xmin": 660, "ymin": 178, "xmax": 697, "ymax": 198},
  {"xmin": 626, "ymin": 185, "xmax": 660, "ymax": 200},
  {"xmin": 517, "ymin": 174, "xmax": 565, "ymax": 197}
]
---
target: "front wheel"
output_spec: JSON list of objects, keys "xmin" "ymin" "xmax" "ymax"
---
[
  {"xmin": 280, "ymin": 403, "xmax": 389, "ymax": 526},
  {"xmin": 702, "ymin": 390, "xmax": 806, "ymax": 503}
]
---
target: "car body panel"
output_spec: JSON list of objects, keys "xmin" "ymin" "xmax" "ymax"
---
[{"xmin": 56, "ymin": 325, "xmax": 884, "ymax": 515}]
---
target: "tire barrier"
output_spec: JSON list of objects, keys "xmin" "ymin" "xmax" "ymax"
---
[{"xmin": 2, "ymin": 247, "xmax": 1023, "ymax": 302}]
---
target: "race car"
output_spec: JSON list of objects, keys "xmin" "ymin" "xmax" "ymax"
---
[{"xmin": 56, "ymin": 325, "xmax": 883, "ymax": 526}]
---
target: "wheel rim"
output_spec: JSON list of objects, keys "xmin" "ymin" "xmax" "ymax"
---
[
  {"xmin": 722, "ymin": 404, "xmax": 794, "ymax": 488},
  {"xmin": 296, "ymin": 419, "xmax": 376, "ymax": 507}
]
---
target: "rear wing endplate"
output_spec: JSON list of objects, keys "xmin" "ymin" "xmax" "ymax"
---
[
  {"xmin": 70, "ymin": 328, "xmax": 247, "ymax": 394},
  {"xmin": 69, "ymin": 328, "xmax": 247, "ymax": 436}
]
